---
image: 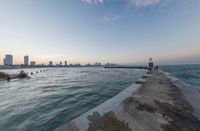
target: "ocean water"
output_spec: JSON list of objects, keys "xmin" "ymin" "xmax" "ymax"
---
[
  {"xmin": 161, "ymin": 64, "xmax": 200, "ymax": 89},
  {"xmin": 0, "ymin": 67, "xmax": 146, "ymax": 131}
]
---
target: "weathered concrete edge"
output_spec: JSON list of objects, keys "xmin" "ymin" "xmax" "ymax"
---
[
  {"xmin": 55, "ymin": 69, "xmax": 200, "ymax": 131},
  {"xmin": 158, "ymin": 70, "xmax": 178, "ymax": 82},
  {"xmin": 55, "ymin": 80, "xmax": 143, "ymax": 131},
  {"xmin": 159, "ymin": 70, "xmax": 200, "ymax": 120}
]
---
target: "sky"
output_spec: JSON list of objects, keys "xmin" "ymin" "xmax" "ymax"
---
[{"xmin": 0, "ymin": 0, "xmax": 200, "ymax": 65}]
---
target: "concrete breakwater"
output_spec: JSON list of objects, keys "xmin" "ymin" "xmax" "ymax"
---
[
  {"xmin": 55, "ymin": 69, "xmax": 200, "ymax": 131},
  {"xmin": 0, "ymin": 70, "xmax": 29, "ymax": 81},
  {"xmin": 104, "ymin": 66, "xmax": 150, "ymax": 70}
]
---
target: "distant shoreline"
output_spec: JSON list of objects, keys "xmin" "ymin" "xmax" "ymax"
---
[
  {"xmin": 0, "ymin": 65, "xmax": 105, "ymax": 70},
  {"xmin": 0, "ymin": 65, "xmax": 150, "ymax": 71}
]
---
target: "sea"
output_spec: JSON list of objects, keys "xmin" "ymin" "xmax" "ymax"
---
[
  {"xmin": 0, "ymin": 64, "xmax": 199, "ymax": 131},
  {"xmin": 0, "ymin": 67, "xmax": 146, "ymax": 131},
  {"xmin": 160, "ymin": 64, "xmax": 200, "ymax": 89}
]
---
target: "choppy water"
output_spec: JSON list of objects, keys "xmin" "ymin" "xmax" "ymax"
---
[
  {"xmin": 161, "ymin": 64, "xmax": 200, "ymax": 89},
  {"xmin": 0, "ymin": 67, "xmax": 146, "ymax": 131}
]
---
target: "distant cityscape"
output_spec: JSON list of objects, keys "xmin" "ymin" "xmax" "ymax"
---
[{"xmin": 0, "ymin": 54, "xmax": 117, "ymax": 69}]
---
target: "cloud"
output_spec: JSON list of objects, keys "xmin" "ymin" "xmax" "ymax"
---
[
  {"xmin": 82, "ymin": 0, "xmax": 104, "ymax": 5},
  {"xmin": 82, "ymin": 0, "xmax": 166, "ymax": 23},
  {"xmin": 37, "ymin": 54, "xmax": 62, "ymax": 59},
  {"xmin": 130, "ymin": 0, "xmax": 162, "ymax": 7},
  {"xmin": 82, "ymin": 0, "xmax": 163, "ymax": 7},
  {"xmin": 102, "ymin": 15, "xmax": 121, "ymax": 23}
]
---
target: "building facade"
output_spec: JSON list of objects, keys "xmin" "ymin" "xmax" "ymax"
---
[
  {"xmin": 24, "ymin": 55, "xmax": 29, "ymax": 66},
  {"xmin": 4, "ymin": 54, "xmax": 13, "ymax": 66},
  {"xmin": 30, "ymin": 61, "xmax": 36, "ymax": 66},
  {"xmin": 65, "ymin": 61, "xmax": 67, "ymax": 66},
  {"xmin": 49, "ymin": 61, "xmax": 53, "ymax": 66}
]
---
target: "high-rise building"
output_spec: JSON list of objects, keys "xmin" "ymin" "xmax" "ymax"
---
[
  {"xmin": 49, "ymin": 61, "xmax": 53, "ymax": 66},
  {"xmin": 64, "ymin": 61, "xmax": 67, "ymax": 66},
  {"xmin": 30, "ymin": 61, "xmax": 36, "ymax": 66},
  {"xmin": 59, "ymin": 62, "xmax": 62, "ymax": 66},
  {"xmin": 4, "ymin": 54, "xmax": 13, "ymax": 66},
  {"xmin": 3, "ymin": 58, "xmax": 6, "ymax": 66},
  {"xmin": 24, "ymin": 55, "xmax": 29, "ymax": 66}
]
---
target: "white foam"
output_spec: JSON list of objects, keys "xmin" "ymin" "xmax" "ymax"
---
[
  {"xmin": 136, "ymin": 78, "xmax": 146, "ymax": 83},
  {"xmin": 160, "ymin": 69, "xmax": 200, "ymax": 120},
  {"xmin": 143, "ymin": 74, "xmax": 152, "ymax": 77},
  {"xmin": 160, "ymin": 70, "xmax": 179, "ymax": 82}
]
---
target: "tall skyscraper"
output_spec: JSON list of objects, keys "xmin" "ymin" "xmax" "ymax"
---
[
  {"xmin": 4, "ymin": 54, "xmax": 13, "ymax": 66},
  {"xmin": 64, "ymin": 61, "xmax": 67, "ymax": 66},
  {"xmin": 24, "ymin": 55, "xmax": 29, "ymax": 66},
  {"xmin": 49, "ymin": 61, "xmax": 53, "ymax": 66},
  {"xmin": 3, "ymin": 58, "xmax": 6, "ymax": 66}
]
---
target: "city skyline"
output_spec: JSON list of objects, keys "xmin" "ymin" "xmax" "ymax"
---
[
  {"xmin": 1, "ymin": 54, "xmax": 107, "ymax": 66},
  {"xmin": 0, "ymin": 0, "xmax": 200, "ymax": 65},
  {"xmin": 1, "ymin": 54, "xmax": 70, "ymax": 66}
]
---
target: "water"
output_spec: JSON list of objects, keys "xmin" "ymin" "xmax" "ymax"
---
[
  {"xmin": 0, "ymin": 67, "xmax": 146, "ymax": 131},
  {"xmin": 160, "ymin": 64, "xmax": 200, "ymax": 89}
]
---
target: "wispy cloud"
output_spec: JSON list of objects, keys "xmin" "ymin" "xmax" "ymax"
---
[
  {"xmin": 37, "ymin": 54, "xmax": 62, "ymax": 59},
  {"xmin": 131, "ymin": 0, "xmax": 162, "ymax": 7},
  {"xmin": 102, "ymin": 14, "xmax": 121, "ymax": 23},
  {"xmin": 83, "ymin": 0, "xmax": 167, "ymax": 23},
  {"xmin": 82, "ymin": 0, "xmax": 164, "ymax": 7},
  {"xmin": 82, "ymin": 0, "xmax": 104, "ymax": 5}
]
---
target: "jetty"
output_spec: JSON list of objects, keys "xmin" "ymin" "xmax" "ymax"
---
[
  {"xmin": 104, "ymin": 66, "xmax": 149, "ymax": 70},
  {"xmin": 0, "ymin": 70, "xmax": 29, "ymax": 81},
  {"xmin": 55, "ymin": 68, "xmax": 200, "ymax": 131}
]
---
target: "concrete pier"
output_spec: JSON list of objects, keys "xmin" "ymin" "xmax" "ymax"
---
[
  {"xmin": 104, "ymin": 66, "xmax": 149, "ymax": 70},
  {"xmin": 55, "ymin": 69, "xmax": 200, "ymax": 131}
]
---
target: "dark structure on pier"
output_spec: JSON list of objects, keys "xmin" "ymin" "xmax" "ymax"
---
[{"xmin": 149, "ymin": 58, "xmax": 154, "ymax": 68}]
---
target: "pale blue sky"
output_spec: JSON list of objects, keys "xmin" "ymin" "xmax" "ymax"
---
[{"xmin": 0, "ymin": 0, "xmax": 200, "ymax": 65}]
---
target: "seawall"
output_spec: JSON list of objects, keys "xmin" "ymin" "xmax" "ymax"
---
[{"xmin": 55, "ymin": 69, "xmax": 200, "ymax": 131}]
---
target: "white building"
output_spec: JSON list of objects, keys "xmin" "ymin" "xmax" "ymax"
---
[
  {"xmin": 4, "ymin": 54, "xmax": 13, "ymax": 66},
  {"xmin": 24, "ymin": 55, "xmax": 29, "ymax": 66}
]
